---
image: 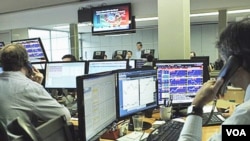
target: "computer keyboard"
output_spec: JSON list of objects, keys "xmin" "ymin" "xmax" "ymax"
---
[
  {"xmin": 202, "ymin": 112, "xmax": 225, "ymax": 126},
  {"xmin": 147, "ymin": 120, "xmax": 184, "ymax": 141}
]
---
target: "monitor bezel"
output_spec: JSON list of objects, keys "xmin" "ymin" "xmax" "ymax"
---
[
  {"xmin": 115, "ymin": 68, "xmax": 158, "ymax": 121},
  {"xmin": 11, "ymin": 37, "xmax": 48, "ymax": 63}
]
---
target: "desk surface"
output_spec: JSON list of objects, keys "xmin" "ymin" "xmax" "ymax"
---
[{"xmin": 71, "ymin": 111, "xmax": 220, "ymax": 141}]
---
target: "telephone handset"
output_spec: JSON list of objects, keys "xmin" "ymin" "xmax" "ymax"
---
[
  {"xmin": 25, "ymin": 61, "xmax": 34, "ymax": 77},
  {"xmin": 217, "ymin": 55, "xmax": 242, "ymax": 96}
]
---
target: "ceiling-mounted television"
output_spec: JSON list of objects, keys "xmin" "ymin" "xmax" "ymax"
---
[{"xmin": 91, "ymin": 3, "xmax": 135, "ymax": 35}]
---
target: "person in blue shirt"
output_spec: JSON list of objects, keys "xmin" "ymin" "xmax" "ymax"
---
[{"xmin": 178, "ymin": 18, "xmax": 250, "ymax": 141}]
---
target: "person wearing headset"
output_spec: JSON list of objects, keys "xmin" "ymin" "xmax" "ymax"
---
[
  {"xmin": 178, "ymin": 18, "xmax": 250, "ymax": 140},
  {"xmin": 0, "ymin": 43, "xmax": 71, "ymax": 126}
]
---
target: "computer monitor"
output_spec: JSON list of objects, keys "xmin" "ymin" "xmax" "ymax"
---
[
  {"xmin": 76, "ymin": 71, "xmax": 117, "ymax": 141},
  {"xmin": 135, "ymin": 59, "xmax": 147, "ymax": 68},
  {"xmin": 93, "ymin": 51, "xmax": 105, "ymax": 59},
  {"xmin": 87, "ymin": 59, "xmax": 129, "ymax": 74},
  {"xmin": 45, "ymin": 61, "xmax": 86, "ymax": 89},
  {"xmin": 191, "ymin": 56, "xmax": 210, "ymax": 82},
  {"xmin": 155, "ymin": 59, "xmax": 205, "ymax": 110},
  {"xmin": 116, "ymin": 68, "xmax": 158, "ymax": 131},
  {"xmin": 113, "ymin": 50, "xmax": 127, "ymax": 59},
  {"xmin": 141, "ymin": 49, "xmax": 155, "ymax": 59},
  {"xmin": 11, "ymin": 38, "xmax": 48, "ymax": 63}
]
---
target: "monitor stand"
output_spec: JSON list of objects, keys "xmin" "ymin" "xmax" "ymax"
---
[{"xmin": 128, "ymin": 116, "xmax": 152, "ymax": 131}]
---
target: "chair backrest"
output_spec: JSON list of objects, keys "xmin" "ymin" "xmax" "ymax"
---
[
  {"xmin": 0, "ymin": 121, "xmax": 9, "ymax": 141},
  {"xmin": 7, "ymin": 117, "xmax": 42, "ymax": 141},
  {"xmin": 36, "ymin": 115, "xmax": 74, "ymax": 141}
]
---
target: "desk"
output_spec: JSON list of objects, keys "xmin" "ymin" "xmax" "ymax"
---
[{"xmin": 70, "ymin": 111, "xmax": 221, "ymax": 141}]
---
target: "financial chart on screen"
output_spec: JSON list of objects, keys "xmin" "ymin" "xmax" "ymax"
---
[{"xmin": 156, "ymin": 60, "xmax": 204, "ymax": 105}]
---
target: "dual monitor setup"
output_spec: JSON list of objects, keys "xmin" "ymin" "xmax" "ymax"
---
[{"xmin": 76, "ymin": 58, "xmax": 210, "ymax": 141}]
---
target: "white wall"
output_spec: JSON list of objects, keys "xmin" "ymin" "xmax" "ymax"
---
[{"xmin": 79, "ymin": 23, "xmax": 220, "ymax": 63}]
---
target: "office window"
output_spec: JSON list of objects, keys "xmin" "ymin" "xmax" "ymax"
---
[{"xmin": 28, "ymin": 29, "xmax": 70, "ymax": 61}]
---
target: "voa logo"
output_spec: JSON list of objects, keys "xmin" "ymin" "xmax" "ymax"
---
[{"xmin": 226, "ymin": 129, "xmax": 246, "ymax": 136}]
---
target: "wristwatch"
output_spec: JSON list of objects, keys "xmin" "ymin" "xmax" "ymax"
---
[{"xmin": 187, "ymin": 105, "xmax": 203, "ymax": 117}]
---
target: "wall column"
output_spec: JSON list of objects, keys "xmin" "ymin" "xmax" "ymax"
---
[
  {"xmin": 217, "ymin": 9, "xmax": 227, "ymax": 58},
  {"xmin": 158, "ymin": 0, "xmax": 190, "ymax": 59},
  {"xmin": 69, "ymin": 23, "xmax": 79, "ymax": 60}
]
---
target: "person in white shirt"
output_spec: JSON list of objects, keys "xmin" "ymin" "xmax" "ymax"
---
[
  {"xmin": 135, "ymin": 41, "xmax": 143, "ymax": 59},
  {"xmin": 178, "ymin": 18, "xmax": 250, "ymax": 141}
]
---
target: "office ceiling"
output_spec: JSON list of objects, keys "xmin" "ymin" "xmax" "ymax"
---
[{"xmin": 1, "ymin": 0, "xmax": 250, "ymax": 32}]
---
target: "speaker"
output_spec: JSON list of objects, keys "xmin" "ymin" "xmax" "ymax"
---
[{"xmin": 78, "ymin": 8, "xmax": 91, "ymax": 23}]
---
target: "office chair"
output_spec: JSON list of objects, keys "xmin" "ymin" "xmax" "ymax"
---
[
  {"xmin": 7, "ymin": 117, "xmax": 42, "ymax": 141},
  {"xmin": 36, "ymin": 115, "xmax": 74, "ymax": 141},
  {"xmin": 0, "ymin": 121, "xmax": 9, "ymax": 141}
]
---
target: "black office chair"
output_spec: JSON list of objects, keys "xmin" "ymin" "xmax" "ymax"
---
[{"xmin": 0, "ymin": 121, "xmax": 9, "ymax": 141}]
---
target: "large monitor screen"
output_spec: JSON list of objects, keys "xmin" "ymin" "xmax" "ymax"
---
[
  {"xmin": 87, "ymin": 59, "xmax": 128, "ymax": 74},
  {"xmin": 11, "ymin": 38, "xmax": 48, "ymax": 63},
  {"xmin": 45, "ymin": 61, "xmax": 86, "ymax": 89},
  {"xmin": 77, "ymin": 71, "xmax": 117, "ymax": 141},
  {"xmin": 91, "ymin": 3, "xmax": 134, "ymax": 35},
  {"xmin": 155, "ymin": 59, "xmax": 205, "ymax": 106},
  {"xmin": 116, "ymin": 68, "xmax": 158, "ymax": 120}
]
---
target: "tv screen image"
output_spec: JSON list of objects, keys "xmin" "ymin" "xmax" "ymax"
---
[
  {"xmin": 91, "ymin": 3, "xmax": 134, "ymax": 35},
  {"xmin": 11, "ymin": 38, "xmax": 48, "ymax": 63}
]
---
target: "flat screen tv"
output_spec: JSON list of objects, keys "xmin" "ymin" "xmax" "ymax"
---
[{"xmin": 91, "ymin": 3, "xmax": 135, "ymax": 35}]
